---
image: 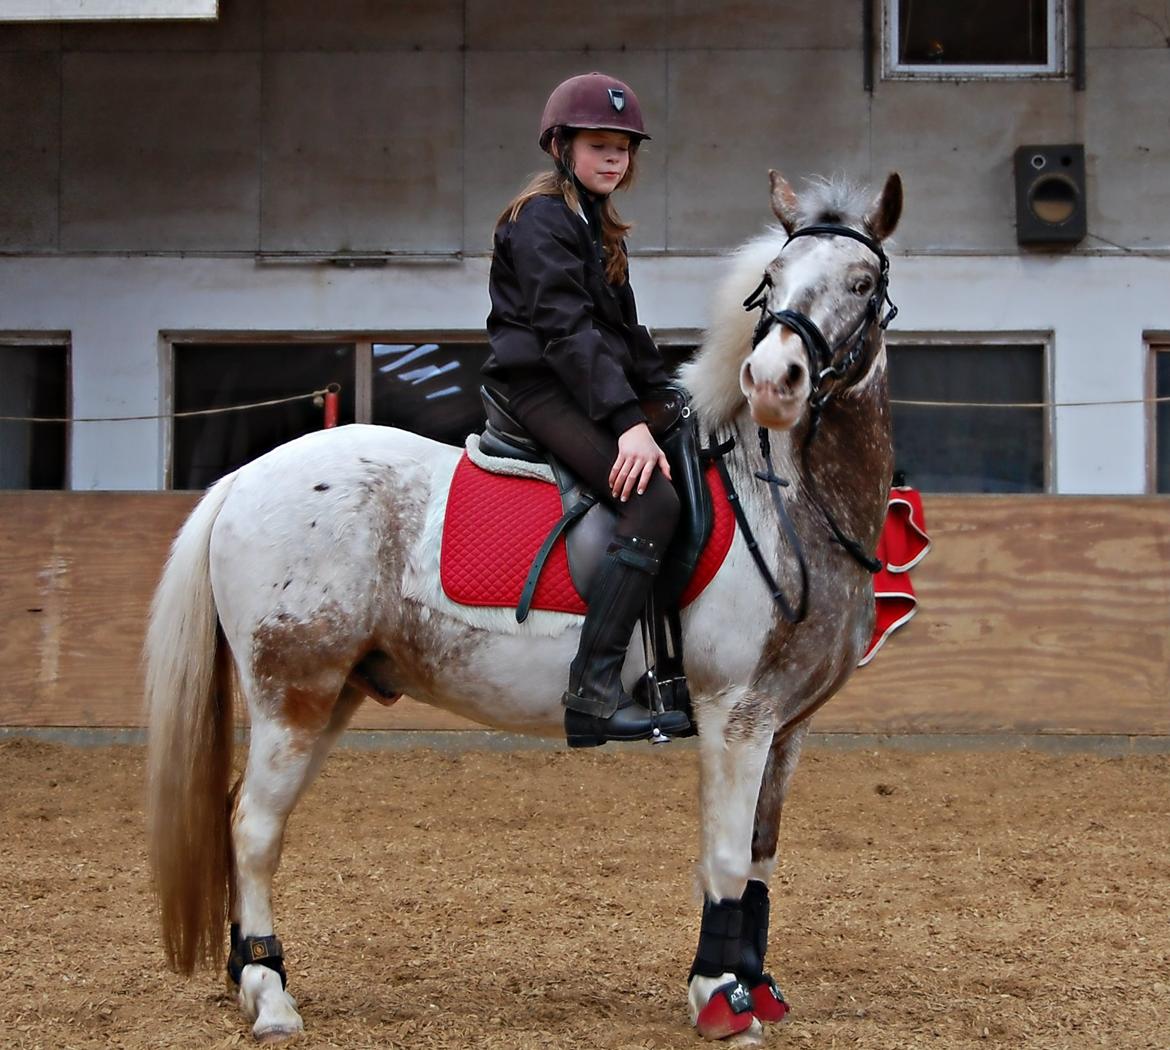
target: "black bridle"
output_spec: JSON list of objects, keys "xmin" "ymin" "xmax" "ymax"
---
[
  {"xmin": 711, "ymin": 223, "xmax": 898, "ymax": 623},
  {"xmin": 742, "ymin": 223, "xmax": 898, "ymax": 420}
]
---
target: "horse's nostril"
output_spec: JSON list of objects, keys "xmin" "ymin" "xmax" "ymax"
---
[
  {"xmin": 786, "ymin": 362, "xmax": 804, "ymax": 386},
  {"xmin": 742, "ymin": 361, "xmax": 755, "ymax": 389}
]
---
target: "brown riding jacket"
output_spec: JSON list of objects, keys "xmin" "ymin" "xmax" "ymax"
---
[{"xmin": 483, "ymin": 192, "xmax": 672, "ymax": 436}]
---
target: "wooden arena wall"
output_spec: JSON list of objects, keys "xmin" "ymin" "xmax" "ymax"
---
[{"xmin": 1, "ymin": 491, "xmax": 1168, "ymax": 735}]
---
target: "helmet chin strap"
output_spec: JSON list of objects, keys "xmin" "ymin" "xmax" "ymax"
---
[
  {"xmin": 559, "ymin": 166, "xmax": 607, "ymax": 264},
  {"xmin": 563, "ymin": 165, "xmax": 609, "ymax": 206},
  {"xmin": 552, "ymin": 140, "xmax": 609, "ymax": 266}
]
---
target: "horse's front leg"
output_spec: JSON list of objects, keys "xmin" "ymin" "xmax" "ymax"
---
[
  {"xmin": 687, "ymin": 687, "xmax": 777, "ymax": 1042},
  {"xmin": 739, "ymin": 720, "xmax": 810, "ymax": 1024}
]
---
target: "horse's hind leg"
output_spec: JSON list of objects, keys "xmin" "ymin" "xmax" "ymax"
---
[{"xmin": 229, "ymin": 680, "xmax": 363, "ymax": 1042}]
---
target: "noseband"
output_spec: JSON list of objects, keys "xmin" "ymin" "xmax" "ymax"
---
[{"xmin": 742, "ymin": 223, "xmax": 898, "ymax": 414}]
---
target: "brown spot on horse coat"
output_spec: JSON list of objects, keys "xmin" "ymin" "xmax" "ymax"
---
[{"xmin": 251, "ymin": 604, "xmax": 368, "ymax": 733}]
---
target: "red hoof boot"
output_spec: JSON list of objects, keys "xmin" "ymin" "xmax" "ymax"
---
[
  {"xmin": 695, "ymin": 980, "xmax": 755, "ymax": 1040},
  {"xmin": 749, "ymin": 975, "xmax": 789, "ymax": 1023}
]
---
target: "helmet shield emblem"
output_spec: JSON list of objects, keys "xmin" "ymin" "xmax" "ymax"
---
[{"xmin": 608, "ymin": 88, "xmax": 626, "ymax": 112}]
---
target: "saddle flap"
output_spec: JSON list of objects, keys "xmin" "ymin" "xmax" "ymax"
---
[{"xmin": 654, "ymin": 403, "xmax": 715, "ymax": 607}]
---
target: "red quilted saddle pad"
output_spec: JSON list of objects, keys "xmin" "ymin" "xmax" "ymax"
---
[{"xmin": 440, "ymin": 453, "xmax": 735, "ymax": 615}]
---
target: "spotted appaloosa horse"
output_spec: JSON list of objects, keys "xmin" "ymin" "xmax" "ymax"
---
[{"xmin": 145, "ymin": 170, "xmax": 902, "ymax": 1043}]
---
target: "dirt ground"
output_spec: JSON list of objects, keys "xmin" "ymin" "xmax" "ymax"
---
[{"xmin": 0, "ymin": 738, "xmax": 1167, "ymax": 1050}]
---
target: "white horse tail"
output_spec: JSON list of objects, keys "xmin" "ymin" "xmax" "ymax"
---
[{"xmin": 144, "ymin": 471, "xmax": 238, "ymax": 976}]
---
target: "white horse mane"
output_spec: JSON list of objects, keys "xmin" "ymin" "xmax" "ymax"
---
[{"xmin": 680, "ymin": 175, "xmax": 877, "ymax": 430}]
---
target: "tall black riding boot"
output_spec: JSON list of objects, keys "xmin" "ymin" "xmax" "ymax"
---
[{"xmin": 562, "ymin": 536, "xmax": 692, "ymax": 747}]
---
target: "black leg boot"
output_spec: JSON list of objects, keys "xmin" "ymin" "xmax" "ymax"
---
[{"xmin": 562, "ymin": 536, "xmax": 692, "ymax": 747}]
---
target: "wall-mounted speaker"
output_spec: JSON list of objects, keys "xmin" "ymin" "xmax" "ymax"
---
[{"xmin": 1014, "ymin": 144, "xmax": 1087, "ymax": 247}]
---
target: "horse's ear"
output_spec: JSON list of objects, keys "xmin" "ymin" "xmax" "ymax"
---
[
  {"xmin": 769, "ymin": 170, "xmax": 799, "ymax": 235},
  {"xmin": 866, "ymin": 172, "xmax": 903, "ymax": 241}
]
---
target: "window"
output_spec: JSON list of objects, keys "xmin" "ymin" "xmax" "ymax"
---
[
  {"xmin": 168, "ymin": 331, "xmax": 709, "ymax": 490},
  {"xmin": 0, "ymin": 340, "xmax": 69, "ymax": 490},
  {"xmin": 168, "ymin": 335, "xmax": 493, "ymax": 489},
  {"xmin": 887, "ymin": 339, "xmax": 1048, "ymax": 493},
  {"xmin": 886, "ymin": 0, "xmax": 1066, "ymax": 79},
  {"xmin": 172, "ymin": 342, "xmax": 355, "ymax": 490},
  {"xmin": 1152, "ymin": 344, "xmax": 1170, "ymax": 493},
  {"xmin": 372, "ymin": 341, "xmax": 490, "ymax": 447},
  {"xmin": 651, "ymin": 329, "xmax": 703, "ymax": 378}
]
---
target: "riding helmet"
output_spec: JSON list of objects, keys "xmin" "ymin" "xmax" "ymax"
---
[{"xmin": 538, "ymin": 72, "xmax": 650, "ymax": 152}]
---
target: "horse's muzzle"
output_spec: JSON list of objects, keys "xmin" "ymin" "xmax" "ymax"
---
[{"xmin": 740, "ymin": 339, "xmax": 810, "ymax": 430}]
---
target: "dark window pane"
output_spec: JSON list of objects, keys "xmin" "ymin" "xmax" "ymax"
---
[
  {"xmin": 371, "ymin": 342, "xmax": 490, "ymax": 447},
  {"xmin": 173, "ymin": 343, "xmax": 354, "ymax": 489},
  {"xmin": 1156, "ymin": 352, "xmax": 1170, "ymax": 493},
  {"xmin": 898, "ymin": 0, "xmax": 1049, "ymax": 66},
  {"xmin": 888, "ymin": 344, "xmax": 1045, "ymax": 493},
  {"xmin": 0, "ymin": 345, "xmax": 68, "ymax": 490},
  {"xmin": 658, "ymin": 343, "xmax": 699, "ymax": 375}
]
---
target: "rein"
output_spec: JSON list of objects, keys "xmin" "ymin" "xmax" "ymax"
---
[
  {"xmin": 706, "ymin": 431, "xmax": 809, "ymax": 623},
  {"xmin": 713, "ymin": 222, "xmax": 895, "ymax": 621}
]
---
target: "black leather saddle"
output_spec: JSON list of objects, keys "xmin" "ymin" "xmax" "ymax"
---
[{"xmin": 478, "ymin": 382, "xmax": 715, "ymax": 621}]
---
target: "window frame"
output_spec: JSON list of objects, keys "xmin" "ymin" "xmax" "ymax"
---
[
  {"xmin": 883, "ymin": 0, "xmax": 1068, "ymax": 81},
  {"xmin": 1145, "ymin": 334, "xmax": 1170, "ymax": 494},
  {"xmin": 0, "ymin": 331, "xmax": 72, "ymax": 491},
  {"xmin": 885, "ymin": 330, "xmax": 1055, "ymax": 494}
]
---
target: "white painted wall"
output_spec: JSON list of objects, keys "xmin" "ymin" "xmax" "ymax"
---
[{"xmin": 0, "ymin": 250, "xmax": 1162, "ymax": 493}]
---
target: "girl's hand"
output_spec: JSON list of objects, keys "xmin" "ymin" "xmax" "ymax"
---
[{"xmin": 609, "ymin": 422, "xmax": 672, "ymax": 502}]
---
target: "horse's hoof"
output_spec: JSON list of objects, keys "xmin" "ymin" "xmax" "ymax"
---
[
  {"xmin": 239, "ymin": 964, "xmax": 304, "ymax": 1042},
  {"xmin": 253, "ymin": 1020, "xmax": 303, "ymax": 1043},
  {"xmin": 256, "ymin": 1025, "xmax": 301, "ymax": 1039},
  {"xmin": 749, "ymin": 976, "xmax": 790, "ymax": 1024},
  {"xmin": 694, "ymin": 980, "xmax": 755, "ymax": 1041},
  {"xmin": 726, "ymin": 1020, "xmax": 765, "ymax": 1047}
]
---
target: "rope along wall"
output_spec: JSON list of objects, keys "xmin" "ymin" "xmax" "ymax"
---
[
  {"xmin": 4, "ymin": 390, "xmax": 1170, "ymax": 424},
  {"xmin": 0, "ymin": 388, "xmax": 333, "ymax": 424}
]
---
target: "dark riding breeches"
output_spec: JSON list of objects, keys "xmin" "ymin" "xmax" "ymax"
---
[{"xmin": 509, "ymin": 383, "xmax": 680, "ymax": 551}]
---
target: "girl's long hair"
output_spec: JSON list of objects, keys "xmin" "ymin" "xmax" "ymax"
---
[{"xmin": 496, "ymin": 126, "xmax": 637, "ymax": 285}]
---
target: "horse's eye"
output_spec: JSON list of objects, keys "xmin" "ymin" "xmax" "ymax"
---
[{"xmin": 851, "ymin": 277, "xmax": 874, "ymax": 297}]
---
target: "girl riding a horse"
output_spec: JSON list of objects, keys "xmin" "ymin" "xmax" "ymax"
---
[{"xmin": 483, "ymin": 72, "xmax": 691, "ymax": 747}]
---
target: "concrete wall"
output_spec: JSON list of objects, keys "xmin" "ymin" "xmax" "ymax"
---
[
  {"xmin": 1, "ymin": 1, "xmax": 1168, "ymax": 492},
  {"xmin": 4, "ymin": 0, "xmax": 1169, "ymax": 254}
]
